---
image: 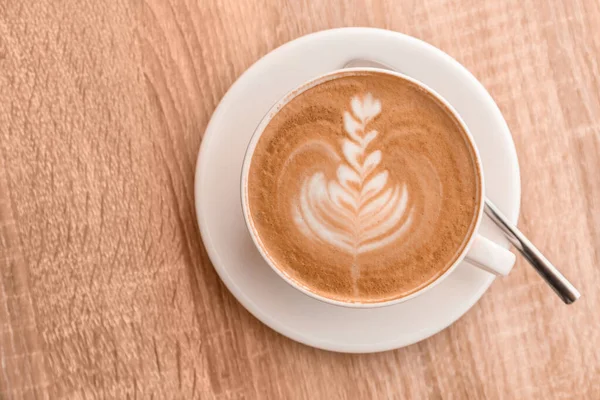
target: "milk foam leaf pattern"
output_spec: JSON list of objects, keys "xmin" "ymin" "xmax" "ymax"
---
[{"xmin": 293, "ymin": 93, "xmax": 413, "ymax": 254}]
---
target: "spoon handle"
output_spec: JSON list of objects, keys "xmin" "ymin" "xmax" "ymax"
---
[{"xmin": 484, "ymin": 199, "xmax": 580, "ymax": 304}]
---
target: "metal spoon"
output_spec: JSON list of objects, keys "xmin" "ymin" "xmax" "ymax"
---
[{"xmin": 343, "ymin": 59, "xmax": 580, "ymax": 304}]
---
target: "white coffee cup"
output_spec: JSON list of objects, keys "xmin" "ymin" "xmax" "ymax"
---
[{"xmin": 241, "ymin": 68, "xmax": 516, "ymax": 308}]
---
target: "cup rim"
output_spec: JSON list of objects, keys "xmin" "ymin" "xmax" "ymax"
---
[{"xmin": 240, "ymin": 67, "xmax": 486, "ymax": 308}]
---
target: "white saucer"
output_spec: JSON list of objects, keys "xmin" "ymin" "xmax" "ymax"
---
[{"xmin": 194, "ymin": 28, "xmax": 521, "ymax": 353}]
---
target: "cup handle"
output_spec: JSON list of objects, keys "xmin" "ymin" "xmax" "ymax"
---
[{"xmin": 464, "ymin": 235, "xmax": 516, "ymax": 276}]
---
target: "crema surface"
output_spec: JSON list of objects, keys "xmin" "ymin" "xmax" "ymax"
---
[{"xmin": 246, "ymin": 72, "xmax": 481, "ymax": 303}]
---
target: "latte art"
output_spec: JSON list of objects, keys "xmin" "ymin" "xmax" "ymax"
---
[
  {"xmin": 293, "ymin": 93, "xmax": 414, "ymax": 254},
  {"xmin": 246, "ymin": 72, "xmax": 481, "ymax": 303}
]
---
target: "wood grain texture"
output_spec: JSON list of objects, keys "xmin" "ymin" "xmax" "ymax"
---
[{"xmin": 1, "ymin": 0, "xmax": 599, "ymax": 398}]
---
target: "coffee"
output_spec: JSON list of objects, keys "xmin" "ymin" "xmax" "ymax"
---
[{"xmin": 245, "ymin": 71, "xmax": 481, "ymax": 304}]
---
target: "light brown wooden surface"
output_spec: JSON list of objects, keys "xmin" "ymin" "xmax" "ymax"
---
[{"xmin": 1, "ymin": 0, "xmax": 599, "ymax": 398}]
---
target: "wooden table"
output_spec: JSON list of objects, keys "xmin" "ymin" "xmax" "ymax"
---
[{"xmin": 1, "ymin": 1, "xmax": 599, "ymax": 398}]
